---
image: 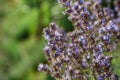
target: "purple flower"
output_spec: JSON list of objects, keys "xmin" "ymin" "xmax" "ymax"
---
[{"xmin": 97, "ymin": 76, "xmax": 103, "ymax": 80}]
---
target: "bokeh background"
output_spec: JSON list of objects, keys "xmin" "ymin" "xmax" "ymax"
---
[{"xmin": 0, "ymin": 0, "xmax": 120, "ymax": 80}]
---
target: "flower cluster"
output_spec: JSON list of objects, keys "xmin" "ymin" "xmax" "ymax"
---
[{"xmin": 38, "ymin": 0, "xmax": 120, "ymax": 80}]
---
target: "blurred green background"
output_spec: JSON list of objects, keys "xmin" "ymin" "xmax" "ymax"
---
[{"xmin": 0, "ymin": 0, "xmax": 120, "ymax": 80}]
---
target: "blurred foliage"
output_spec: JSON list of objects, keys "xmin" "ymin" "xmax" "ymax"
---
[{"xmin": 0, "ymin": 0, "xmax": 120, "ymax": 80}]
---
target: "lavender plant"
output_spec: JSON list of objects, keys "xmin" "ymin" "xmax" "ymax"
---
[{"xmin": 38, "ymin": 0, "xmax": 120, "ymax": 80}]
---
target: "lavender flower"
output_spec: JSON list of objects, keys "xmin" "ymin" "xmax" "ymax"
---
[{"xmin": 38, "ymin": 0, "xmax": 120, "ymax": 80}]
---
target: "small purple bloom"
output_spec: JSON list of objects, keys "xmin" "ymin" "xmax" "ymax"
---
[{"xmin": 97, "ymin": 76, "xmax": 103, "ymax": 80}]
